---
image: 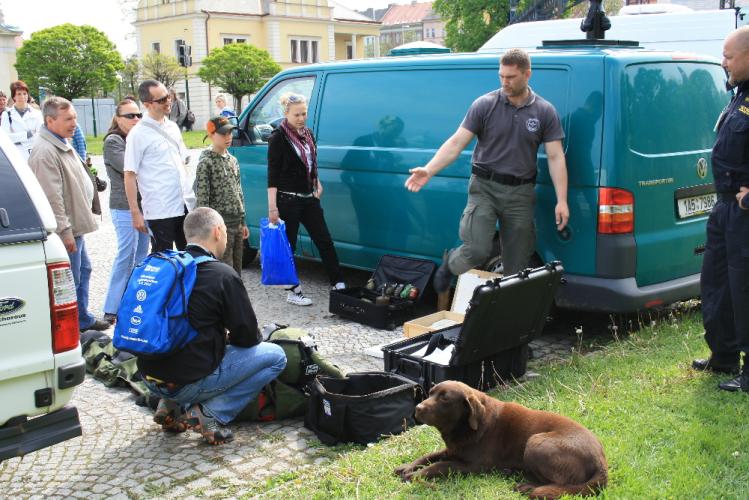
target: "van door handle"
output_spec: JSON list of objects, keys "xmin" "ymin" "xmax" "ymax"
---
[{"xmin": 0, "ymin": 208, "xmax": 9, "ymax": 228}]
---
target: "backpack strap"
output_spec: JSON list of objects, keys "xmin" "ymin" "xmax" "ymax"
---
[{"xmin": 193, "ymin": 255, "xmax": 216, "ymax": 265}]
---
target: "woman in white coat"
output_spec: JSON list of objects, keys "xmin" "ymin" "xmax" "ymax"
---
[{"xmin": 0, "ymin": 80, "xmax": 43, "ymax": 161}]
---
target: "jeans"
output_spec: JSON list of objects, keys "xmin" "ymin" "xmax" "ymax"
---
[
  {"xmin": 145, "ymin": 343, "xmax": 287, "ymax": 425},
  {"xmin": 68, "ymin": 236, "xmax": 96, "ymax": 330},
  {"xmin": 277, "ymin": 193, "xmax": 344, "ymax": 285},
  {"xmin": 103, "ymin": 209, "xmax": 150, "ymax": 315}
]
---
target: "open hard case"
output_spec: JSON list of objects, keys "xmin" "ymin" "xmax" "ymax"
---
[
  {"xmin": 329, "ymin": 254, "xmax": 436, "ymax": 330},
  {"xmin": 382, "ymin": 262, "xmax": 563, "ymax": 394}
]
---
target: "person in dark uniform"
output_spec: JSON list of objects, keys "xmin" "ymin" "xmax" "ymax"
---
[{"xmin": 692, "ymin": 26, "xmax": 749, "ymax": 392}]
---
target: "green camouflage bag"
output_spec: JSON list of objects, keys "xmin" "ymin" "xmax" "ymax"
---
[{"xmin": 266, "ymin": 326, "xmax": 345, "ymax": 385}]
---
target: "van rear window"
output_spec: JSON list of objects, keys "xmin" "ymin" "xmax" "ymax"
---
[
  {"xmin": 624, "ymin": 62, "xmax": 728, "ymax": 154},
  {"xmin": 0, "ymin": 150, "xmax": 45, "ymax": 245}
]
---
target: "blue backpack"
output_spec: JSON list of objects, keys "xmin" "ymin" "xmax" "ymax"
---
[{"xmin": 113, "ymin": 250, "xmax": 215, "ymax": 359}]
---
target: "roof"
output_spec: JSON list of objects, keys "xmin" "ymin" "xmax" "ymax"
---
[
  {"xmin": 380, "ymin": 2, "xmax": 435, "ymax": 26},
  {"xmin": 331, "ymin": 1, "xmax": 380, "ymax": 23}
]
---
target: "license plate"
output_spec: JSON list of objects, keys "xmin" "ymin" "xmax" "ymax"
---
[{"xmin": 677, "ymin": 192, "xmax": 717, "ymax": 218}]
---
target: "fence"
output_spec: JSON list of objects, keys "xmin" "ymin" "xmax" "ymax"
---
[{"xmin": 71, "ymin": 98, "xmax": 116, "ymax": 137}]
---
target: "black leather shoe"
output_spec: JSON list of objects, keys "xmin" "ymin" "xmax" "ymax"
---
[
  {"xmin": 692, "ymin": 358, "xmax": 739, "ymax": 375},
  {"xmin": 718, "ymin": 373, "xmax": 749, "ymax": 392}
]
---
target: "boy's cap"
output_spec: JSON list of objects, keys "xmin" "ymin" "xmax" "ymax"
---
[{"xmin": 206, "ymin": 116, "xmax": 236, "ymax": 135}]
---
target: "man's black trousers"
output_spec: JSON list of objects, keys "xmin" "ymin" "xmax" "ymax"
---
[{"xmin": 701, "ymin": 197, "xmax": 749, "ymax": 364}]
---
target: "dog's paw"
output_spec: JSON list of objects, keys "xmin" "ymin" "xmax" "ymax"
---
[
  {"xmin": 514, "ymin": 483, "xmax": 537, "ymax": 494},
  {"xmin": 394, "ymin": 464, "xmax": 415, "ymax": 480}
]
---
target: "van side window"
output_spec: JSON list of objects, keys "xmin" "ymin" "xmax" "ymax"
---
[
  {"xmin": 625, "ymin": 63, "xmax": 727, "ymax": 154},
  {"xmin": 247, "ymin": 76, "xmax": 315, "ymax": 144},
  {"xmin": 316, "ymin": 68, "xmax": 570, "ymax": 150},
  {"xmin": 0, "ymin": 150, "xmax": 45, "ymax": 245}
]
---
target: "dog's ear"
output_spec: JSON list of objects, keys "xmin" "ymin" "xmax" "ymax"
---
[{"xmin": 465, "ymin": 394, "xmax": 485, "ymax": 431}]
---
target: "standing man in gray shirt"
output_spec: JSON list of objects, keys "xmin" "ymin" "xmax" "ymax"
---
[{"xmin": 405, "ymin": 48, "xmax": 569, "ymax": 292}]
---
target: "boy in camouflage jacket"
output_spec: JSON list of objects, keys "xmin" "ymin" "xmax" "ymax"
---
[{"xmin": 195, "ymin": 116, "xmax": 248, "ymax": 273}]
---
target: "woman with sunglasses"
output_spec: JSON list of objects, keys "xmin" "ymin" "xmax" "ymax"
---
[
  {"xmin": 0, "ymin": 80, "xmax": 43, "ymax": 161},
  {"xmin": 101, "ymin": 98, "xmax": 149, "ymax": 324},
  {"xmin": 267, "ymin": 92, "xmax": 345, "ymax": 306}
]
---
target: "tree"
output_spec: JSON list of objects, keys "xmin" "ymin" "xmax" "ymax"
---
[
  {"xmin": 433, "ymin": 0, "xmax": 511, "ymax": 52},
  {"xmin": 141, "ymin": 53, "xmax": 183, "ymax": 89},
  {"xmin": 198, "ymin": 43, "xmax": 282, "ymax": 111},
  {"xmin": 15, "ymin": 24, "xmax": 123, "ymax": 100},
  {"xmin": 119, "ymin": 55, "xmax": 141, "ymax": 99}
]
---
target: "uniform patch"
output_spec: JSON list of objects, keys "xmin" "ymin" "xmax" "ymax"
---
[
  {"xmin": 526, "ymin": 118, "xmax": 540, "ymax": 132},
  {"xmin": 739, "ymin": 105, "xmax": 749, "ymax": 116}
]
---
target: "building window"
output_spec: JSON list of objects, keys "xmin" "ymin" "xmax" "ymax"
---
[
  {"xmin": 290, "ymin": 38, "xmax": 319, "ymax": 63},
  {"xmin": 431, "ymin": 28, "xmax": 436, "ymax": 38},
  {"xmin": 346, "ymin": 43, "xmax": 353, "ymax": 59},
  {"xmin": 222, "ymin": 35, "xmax": 249, "ymax": 45},
  {"xmin": 152, "ymin": 42, "xmax": 161, "ymax": 54}
]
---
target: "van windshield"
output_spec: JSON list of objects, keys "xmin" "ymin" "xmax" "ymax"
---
[{"xmin": 624, "ymin": 62, "xmax": 728, "ymax": 155}]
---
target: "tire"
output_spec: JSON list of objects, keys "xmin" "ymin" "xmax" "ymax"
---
[{"xmin": 242, "ymin": 239, "xmax": 258, "ymax": 268}]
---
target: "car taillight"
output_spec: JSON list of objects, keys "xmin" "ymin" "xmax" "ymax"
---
[
  {"xmin": 47, "ymin": 262, "xmax": 79, "ymax": 353},
  {"xmin": 598, "ymin": 188, "xmax": 634, "ymax": 234}
]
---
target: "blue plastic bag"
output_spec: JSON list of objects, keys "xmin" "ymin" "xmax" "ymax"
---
[{"xmin": 260, "ymin": 217, "xmax": 300, "ymax": 286}]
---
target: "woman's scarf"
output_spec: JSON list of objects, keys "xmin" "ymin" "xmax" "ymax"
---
[{"xmin": 280, "ymin": 119, "xmax": 317, "ymax": 190}]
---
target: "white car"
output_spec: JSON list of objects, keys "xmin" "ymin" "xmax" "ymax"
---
[{"xmin": 0, "ymin": 130, "xmax": 85, "ymax": 461}]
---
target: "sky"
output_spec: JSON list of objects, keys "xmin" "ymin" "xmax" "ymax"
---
[{"xmin": 0, "ymin": 0, "xmax": 413, "ymax": 57}]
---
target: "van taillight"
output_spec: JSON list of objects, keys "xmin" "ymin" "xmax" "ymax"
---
[
  {"xmin": 47, "ymin": 262, "xmax": 79, "ymax": 354},
  {"xmin": 598, "ymin": 188, "xmax": 634, "ymax": 234}
]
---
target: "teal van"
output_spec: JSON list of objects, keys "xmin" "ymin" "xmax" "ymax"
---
[{"xmin": 231, "ymin": 43, "xmax": 727, "ymax": 312}]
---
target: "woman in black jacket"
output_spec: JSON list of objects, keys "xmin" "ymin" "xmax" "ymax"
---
[{"xmin": 267, "ymin": 92, "xmax": 345, "ymax": 306}]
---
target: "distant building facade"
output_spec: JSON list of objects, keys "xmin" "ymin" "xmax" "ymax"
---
[
  {"xmin": 0, "ymin": 8, "xmax": 21, "ymax": 96},
  {"xmin": 134, "ymin": 0, "xmax": 380, "ymax": 128},
  {"xmin": 379, "ymin": 2, "xmax": 446, "ymax": 55}
]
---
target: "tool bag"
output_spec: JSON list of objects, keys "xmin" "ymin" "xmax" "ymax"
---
[{"xmin": 304, "ymin": 372, "xmax": 419, "ymax": 445}]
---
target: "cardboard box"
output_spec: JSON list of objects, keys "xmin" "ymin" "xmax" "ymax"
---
[{"xmin": 403, "ymin": 268, "xmax": 501, "ymax": 338}]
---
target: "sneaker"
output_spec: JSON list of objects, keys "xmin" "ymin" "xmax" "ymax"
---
[
  {"xmin": 154, "ymin": 398, "xmax": 187, "ymax": 433},
  {"xmin": 184, "ymin": 404, "xmax": 234, "ymax": 445},
  {"xmin": 103, "ymin": 313, "xmax": 117, "ymax": 325},
  {"xmin": 331, "ymin": 282, "xmax": 346, "ymax": 291},
  {"xmin": 287, "ymin": 291, "xmax": 313, "ymax": 306}
]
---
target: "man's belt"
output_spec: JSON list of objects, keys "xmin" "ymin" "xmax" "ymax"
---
[{"xmin": 472, "ymin": 166, "xmax": 536, "ymax": 186}]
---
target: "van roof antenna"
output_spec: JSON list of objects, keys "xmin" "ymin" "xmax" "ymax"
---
[{"xmin": 580, "ymin": 0, "xmax": 611, "ymax": 40}]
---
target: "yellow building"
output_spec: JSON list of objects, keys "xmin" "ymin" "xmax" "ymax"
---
[
  {"xmin": 134, "ymin": 0, "xmax": 380, "ymax": 128},
  {"xmin": 0, "ymin": 9, "xmax": 21, "ymax": 97}
]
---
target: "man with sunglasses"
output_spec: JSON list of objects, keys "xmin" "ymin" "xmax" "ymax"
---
[{"xmin": 124, "ymin": 80, "xmax": 195, "ymax": 252}]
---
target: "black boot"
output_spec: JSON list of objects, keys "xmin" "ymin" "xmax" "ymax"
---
[
  {"xmin": 718, "ymin": 354, "xmax": 749, "ymax": 392},
  {"xmin": 433, "ymin": 250, "xmax": 455, "ymax": 294}
]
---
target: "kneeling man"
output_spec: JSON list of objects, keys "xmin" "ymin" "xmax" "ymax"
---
[{"xmin": 140, "ymin": 207, "xmax": 287, "ymax": 444}]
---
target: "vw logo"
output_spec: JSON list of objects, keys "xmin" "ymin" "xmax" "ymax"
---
[{"xmin": 696, "ymin": 158, "xmax": 708, "ymax": 179}]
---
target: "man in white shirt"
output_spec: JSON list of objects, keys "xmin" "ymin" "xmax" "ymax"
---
[{"xmin": 124, "ymin": 80, "xmax": 194, "ymax": 252}]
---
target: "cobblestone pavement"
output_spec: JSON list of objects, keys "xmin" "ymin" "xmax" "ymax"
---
[{"xmin": 1, "ymin": 153, "xmax": 593, "ymax": 499}]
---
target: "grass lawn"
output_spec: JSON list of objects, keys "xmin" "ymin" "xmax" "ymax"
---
[
  {"xmin": 247, "ymin": 309, "xmax": 749, "ymax": 498},
  {"xmin": 85, "ymin": 130, "xmax": 206, "ymax": 155}
]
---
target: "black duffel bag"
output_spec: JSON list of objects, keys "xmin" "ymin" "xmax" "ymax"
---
[{"xmin": 305, "ymin": 371, "xmax": 420, "ymax": 445}]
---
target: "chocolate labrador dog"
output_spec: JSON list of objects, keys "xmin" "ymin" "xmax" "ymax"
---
[{"xmin": 395, "ymin": 381, "xmax": 608, "ymax": 499}]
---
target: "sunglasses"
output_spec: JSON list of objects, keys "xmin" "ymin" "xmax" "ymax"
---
[
  {"xmin": 119, "ymin": 112, "xmax": 143, "ymax": 119},
  {"xmin": 149, "ymin": 94, "xmax": 170, "ymax": 104}
]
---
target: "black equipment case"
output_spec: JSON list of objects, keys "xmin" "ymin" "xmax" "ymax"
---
[
  {"xmin": 382, "ymin": 262, "xmax": 563, "ymax": 394},
  {"xmin": 304, "ymin": 372, "xmax": 419, "ymax": 445},
  {"xmin": 329, "ymin": 255, "xmax": 436, "ymax": 330}
]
